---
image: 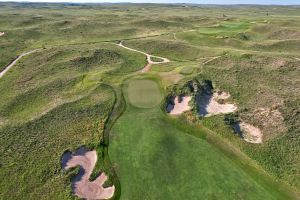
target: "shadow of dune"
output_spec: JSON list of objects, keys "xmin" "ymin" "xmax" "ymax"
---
[{"xmin": 196, "ymin": 93, "xmax": 212, "ymax": 117}]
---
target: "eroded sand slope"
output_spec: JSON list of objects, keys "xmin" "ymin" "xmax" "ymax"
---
[{"xmin": 62, "ymin": 148, "xmax": 115, "ymax": 200}]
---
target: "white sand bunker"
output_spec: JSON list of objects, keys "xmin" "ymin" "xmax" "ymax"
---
[
  {"xmin": 233, "ymin": 122, "xmax": 263, "ymax": 143},
  {"xmin": 197, "ymin": 91, "xmax": 237, "ymax": 117},
  {"xmin": 61, "ymin": 148, "xmax": 115, "ymax": 200},
  {"xmin": 0, "ymin": 32, "xmax": 4, "ymax": 37},
  {"xmin": 167, "ymin": 96, "xmax": 191, "ymax": 115}
]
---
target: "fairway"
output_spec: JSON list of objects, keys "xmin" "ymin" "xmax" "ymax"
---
[
  {"xmin": 126, "ymin": 79, "xmax": 163, "ymax": 108},
  {"xmin": 109, "ymin": 78, "xmax": 288, "ymax": 200}
]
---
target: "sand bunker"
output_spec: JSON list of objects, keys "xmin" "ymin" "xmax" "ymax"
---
[
  {"xmin": 62, "ymin": 148, "xmax": 115, "ymax": 200},
  {"xmin": 0, "ymin": 32, "xmax": 4, "ymax": 37},
  {"xmin": 197, "ymin": 91, "xmax": 237, "ymax": 117},
  {"xmin": 168, "ymin": 96, "xmax": 191, "ymax": 115},
  {"xmin": 233, "ymin": 122, "xmax": 263, "ymax": 143},
  {"xmin": 117, "ymin": 41, "xmax": 170, "ymax": 72}
]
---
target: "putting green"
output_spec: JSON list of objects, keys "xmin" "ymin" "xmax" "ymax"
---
[{"xmin": 126, "ymin": 79, "xmax": 162, "ymax": 108}]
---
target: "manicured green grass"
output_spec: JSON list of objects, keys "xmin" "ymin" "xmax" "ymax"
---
[
  {"xmin": 180, "ymin": 66, "xmax": 194, "ymax": 75},
  {"xmin": 109, "ymin": 77, "xmax": 292, "ymax": 200},
  {"xmin": 197, "ymin": 21, "xmax": 251, "ymax": 35},
  {"xmin": 126, "ymin": 78, "xmax": 163, "ymax": 108}
]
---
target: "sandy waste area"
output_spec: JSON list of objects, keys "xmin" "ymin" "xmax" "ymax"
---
[
  {"xmin": 62, "ymin": 148, "xmax": 115, "ymax": 200},
  {"xmin": 169, "ymin": 96, "xmax": 192, "ymax": 115}
]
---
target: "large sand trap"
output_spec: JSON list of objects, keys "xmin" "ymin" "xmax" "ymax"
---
[
  {"xmin": 0, "ymin": 32, "xmax": 4, "ymax": 37},
  {"xmin": 168, "ymin": 96, "xmax": 191, "ymax": 115},
  {"xmin": 233, "ymin": 122, "xmax": 263, "ymax": 143},
  {"xmin": 117, "ymin": 41, "xmax": 170, "ymax": 72},
  {"xmin": 197, "ymin": 91, "xmax": 237, "ymax": 117},
  {"xmin": 62, "ymin": 148, "xmax": 115, "ymax": 200},
  {"xmin": 0, "ymin": 49, "xmax": 41, "ymax": 78}
]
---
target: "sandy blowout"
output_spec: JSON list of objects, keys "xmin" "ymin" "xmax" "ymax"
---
[
  {"xmin": 233, "ymin": 122, "xmax": 263, "ymax": 143},
  {"xmin": 61, "ymin": 148, "xmax": 115, "ymax": 200},
  {"xmin": 197, "ymin": 91, "xmax": 237, "ymax": 117},
  {"xmin": 168, "ymin": 96, "xmax": 191, "ymax": 115}
]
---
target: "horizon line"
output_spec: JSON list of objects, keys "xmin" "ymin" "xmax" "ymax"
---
[{"xmin": 0, "ymin": 1, "xmax": 299, "ymax": 6}]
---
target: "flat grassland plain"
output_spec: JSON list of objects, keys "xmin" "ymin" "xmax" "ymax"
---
[{"xmin": 0, "ymin": 2, "xmax": 299, "ymax": 200}]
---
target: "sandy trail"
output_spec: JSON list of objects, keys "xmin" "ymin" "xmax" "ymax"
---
[
  {"xmin": 197, "ymin": 91, "xmax": 237, "ymax": 117},
  {"xmin": 168, "ymin": 96, "xmax": 191, "ymax": 115},
  {"xmin": 233, "ymin": 122, "xmax": 263, "ymax": 143},
  {"xmin": 117, "ymin": 41, "xmax": 170, "ymax": 72},
  {"xmin": 0, "ymin": 32, "xmax": 4, "ymax": 37},
  {"xmin": 202, "ymin": 56, "xmax": 222, "ymax": 65},
  {"xmin": 0, "ymin": 49, "xmax": 41, "ymax": 78},
  {"xmin": 62, "ymin": 148, "xmax": 115, "ymax": 200}
]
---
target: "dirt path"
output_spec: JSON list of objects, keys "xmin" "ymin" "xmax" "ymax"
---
[
  {"xmin": 0, "ymin": 49, "xmax": 42, "ymax": 78},
  {"xmin": 294, "ymin": 57, "xmax": 300, "ymax": 61},
  {"xmin": 62, "ymin": 148, "xmax": 115, "ymax": 200},
  {"xmin": 117, "ymin": 41, "xmax": 170, "ymax": 72},
  {"xmin": 202, "ymin": 56, "xmax": 222, "ymax": 65}
]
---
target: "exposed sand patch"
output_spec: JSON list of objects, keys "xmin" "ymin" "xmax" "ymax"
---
[
  {"xmin": 0, "ymin": 49, "xmax": 42, "ymax": 78},
  {"xmin": 197, "ymin": 91, "xmax": 237, "ymax": 117},
  {"xmin": 233, "ymin": 122, "xmax": 263, "ymax": 143},
  {"xmin": 62, "ymin": 148, "xmax": 115, "ymax": 200},
  {"xmin": 168, "ymin": 96, "xmax": 192, "ymax": 115},
  {"xmin": 117, "ymin": 41, "xmax": 170, "ymax": 72},
  {"xmin": 0, "ymin": 32, "xmax": 4, "ymax": 37}
]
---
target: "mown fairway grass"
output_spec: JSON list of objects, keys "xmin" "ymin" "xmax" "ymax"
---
[{"xmin": 109, "ymin": 77, "xmax": 293, "ymax": 200}]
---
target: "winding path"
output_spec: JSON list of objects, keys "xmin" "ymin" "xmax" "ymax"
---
[
  {"xmin": 117, "ymin": 41, "xmax": 170, "ymax": 72},
  {"xmin": 0, "ymin": 49, "xmax": 42, "ymax": 78}
]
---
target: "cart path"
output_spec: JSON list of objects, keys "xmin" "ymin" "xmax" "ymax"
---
[
  {"xmin": 0, "ymin": 49, "xmax": 42, "ymax": 78},
  {"xmin": 117, "ymin": 41, "xmax": 170, "ymax": 72}
]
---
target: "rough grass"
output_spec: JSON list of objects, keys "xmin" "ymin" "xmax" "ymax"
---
[{"xmin": 0, "ymin": 85, "xmax": 115, "ymax": 200}]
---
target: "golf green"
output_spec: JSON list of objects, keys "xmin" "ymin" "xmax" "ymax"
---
[{"xmin": 126, "ymin": 79, "xmax": 163, "ymax": 108}]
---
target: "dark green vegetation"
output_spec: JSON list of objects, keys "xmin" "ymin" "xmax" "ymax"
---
[{"xmin": 0, "ymin": 2, "xmax": 299, "ymax": 200}]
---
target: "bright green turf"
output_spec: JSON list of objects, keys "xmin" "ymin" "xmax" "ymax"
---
[
  {"xmin": 126, "ymin": 79, "xmax": 163, "ymax": 108},
  {"xmin": 180, "ymin": 66, "xmax": 194, "ymax": 75},
  {"xmin": 108, "ymin": 78, "xmax": 289, "ymax": 200}
]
